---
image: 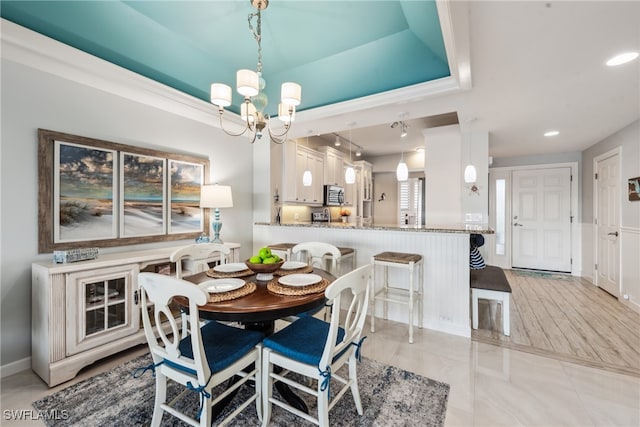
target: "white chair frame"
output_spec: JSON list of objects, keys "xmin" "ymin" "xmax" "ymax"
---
[
  {"xmin": 291, "ymin": 242, "xmax": 342, "ymax": 276},
  {"xmin": 138, "ymin": 272, "xmax": 262, "ymax": 427},
  {"xmin": 261, "ymin": 264, "xmax": 372, "ymax": 427}
]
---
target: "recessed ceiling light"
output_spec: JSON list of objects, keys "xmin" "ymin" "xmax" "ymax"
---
[
  {"xmin": 544, "ymin": 130, "xmax": 559, "ymax": 137},
  {"xmin": 606, "ymin": 51, "xmax": 639, "ymax": 66}
]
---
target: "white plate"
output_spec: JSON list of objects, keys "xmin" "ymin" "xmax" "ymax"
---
[
  {"xmin": 281, "ymin": 261, "xmax": 308, "ymax": 270},
  {"xmin": 213, "ymin": 263, "xmax": 248, "ymax": 273},
  {"xmin": 199, "ymin": 278, "xmax": 245, "ymax": 294},
  {"xmin": 278, "ymin": 274, "xmax": 322, "ymax": 287}
]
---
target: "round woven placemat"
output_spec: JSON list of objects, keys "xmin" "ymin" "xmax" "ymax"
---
[
  {"xmin": 207, "ymin": 282, "xmax": 256, "ymax": 302},
  {"xmin": 267, "ymin": 277, "xmax": 329, "ymax": 296},
  {"xmin": 275, "ymin": 265, "xmax": 314, "ymax": 276},
  {"xmin": 206, "ymin": 268, "xmax": 254, "ymax": 279}
]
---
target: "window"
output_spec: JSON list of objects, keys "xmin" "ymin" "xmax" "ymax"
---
[{"xmin": 398, "ymin": 178, "xmax": 423, "ymax": 226}]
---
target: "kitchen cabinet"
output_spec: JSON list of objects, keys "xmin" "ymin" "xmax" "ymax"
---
[
  {"xmin": 354, "ymin": 160, "xmax": 373, "ymax": 224},
  {"xmin": 343, "ymin": 161, "xmax": 355, "ymax": 206},
  {"xmin": 318, "ymin": 146, "xmax": 345, "ymax": 187},
  {"xmin": 273, "ymin": 140, "xmax": 324, "ymax": 205},
  {"xmin": 296, "ymin": 145, "xmax": 324, "ymax": 205},
  {"xmin": 31, "ymin": 243, "xmax": 240, "ymax": 386}
]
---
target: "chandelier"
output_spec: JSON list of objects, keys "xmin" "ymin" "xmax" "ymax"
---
[{"xmin": 210, "ymin": 0, "xmax": 301, "ymax": 144}]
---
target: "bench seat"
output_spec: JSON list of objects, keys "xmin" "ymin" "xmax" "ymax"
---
[{"xmin": 470, "ymin": 266, "xmax": 511, "ymax": 336}]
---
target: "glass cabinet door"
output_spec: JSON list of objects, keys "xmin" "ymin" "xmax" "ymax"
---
[{"xmin": 66, "ymin": 264, "xmax": 140, "ymax": 356}]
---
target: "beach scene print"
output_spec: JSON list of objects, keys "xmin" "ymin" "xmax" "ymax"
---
[
  {"xmin": 56, "ymin": 142, "xmax": 116, "ymax": 241},
  {"xmin": 169, "ymin": 160, "xmax": 203, "ymax": 233},
  {"xmin": 122, "ymin": 153, "xmax": 165, "ymax": 237}
]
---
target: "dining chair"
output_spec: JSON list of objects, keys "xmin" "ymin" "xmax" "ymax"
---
[
  {"xmin": 291, "ymin": 242, "xmax": 342, "ymax": 276},
  {"xmin": 138, "ymin": 272, "xmax": 263, "ymax": 427},
  {"xmin": 170, "ymin": 243, "xmax": 230, "ymax": 279},
  {"xmin": 170, "ymin": 243, "xmax": 231, "ymax": 338},
  {"xmin": 261, "ymin": 264, "xmax": 371, "ymax": 427}
]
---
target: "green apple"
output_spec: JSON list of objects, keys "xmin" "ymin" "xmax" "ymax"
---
[
  {"xmin": 262, "ymin": 256, "xmax": 276, "ymax": 264},
  {"xmin": 249, "ymin": 255, "xmax": 262, "ymax": 264},
  {"xmin": 258, "ymin": 247, "xmax": 272, "ymax": 260},
  {"xmin": 272, "ymin": 254, "xmax": 280, "ymax": 262}
]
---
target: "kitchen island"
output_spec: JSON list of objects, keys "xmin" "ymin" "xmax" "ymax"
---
[{"xmin": 253, "ymin": 222, "xmax": 494, "ymax": 338}]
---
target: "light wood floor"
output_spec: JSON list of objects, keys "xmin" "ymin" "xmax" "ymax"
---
[{"xmin": 472, "ymin": 269, "xmax": 640, "ymax": 377}]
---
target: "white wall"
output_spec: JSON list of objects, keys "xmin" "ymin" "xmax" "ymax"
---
[
  {"xmin": 582, "ymin": 120, "xmax": 640, "ymax": 311},
  {"xmin": 424, "ymin": 125, "xmax": 462, "ymax": 224},
  {"xmin": 0, "ymin": 41, "xmax": 256, "ymax": 368}
]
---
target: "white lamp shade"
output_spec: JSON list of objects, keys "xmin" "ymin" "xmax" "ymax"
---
[
  {"xmin": 396, "ymin": 161, "xmax": 408, "ymax": 181},
  {"xmin": 345, "ymin": 166, "xmax": 356, "ymax": 184},
  {"xmin": 200, "ymin": 184, "xmax": 233, "ymax": 208},
  {"xmin": 278, "ymin": 103, "xmax": 296, "ymax": 123},
  {"xmin": 302, "ymin": 170, "xmax": 312, "ymax": 187},
  {"xmin": 281, "ymin": 82, "xmax": 301, "ymax": 106},
  {"xmin": 464, "ymin": 164, "xmax": 477, "ymax": 183},
  {"xmin": 210, "ymin": 83, "xmax": 232, "ymax": 107},
  {"xmin": 236, "ymin": 69, "xmax": 259, "ymax": 97},
  {"xmin": 241, "ymin": 102, "xmax": 257, "ymax": 122}
]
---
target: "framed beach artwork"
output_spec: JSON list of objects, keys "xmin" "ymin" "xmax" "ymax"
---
[
  {"xmin": 629, "ymin": 176, "xmax": 640, "ymax": 201},
  {"xmin": 54, "ymin": 141, "xmax": 118, "ymax": 243},
  {"xmin": 120, "ymin": 153, "xmax": 166, "ymax": 237},
  {"xmin": 168, "ymin": 160, "xmax": 204, "ymax": 234},
  {"xmin": 38, "ymin": 129, "xmax": 209, "ymax": 253}
]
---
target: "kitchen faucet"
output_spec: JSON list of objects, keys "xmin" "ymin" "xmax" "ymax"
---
[{"xmin": 323, "ymin": 207, "xmax": 331, "ymax": 223}]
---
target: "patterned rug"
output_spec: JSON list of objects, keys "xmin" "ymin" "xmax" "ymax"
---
[{"xmin": 33, "ymin": 353, "xmax": 449, "ymax": 426}]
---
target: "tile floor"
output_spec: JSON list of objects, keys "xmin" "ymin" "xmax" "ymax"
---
[{"xmin": 1, "ymin": 318, "xmax": 639, "ymax": 426}]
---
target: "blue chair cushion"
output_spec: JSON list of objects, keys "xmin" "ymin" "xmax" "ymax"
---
[
  {"xmin": 166, "ymin": 321, "xmax": 264, "ymax": 375},
  {"xmin": 263, "ymin": 315, "xmax": 345, "ymax": 366}
]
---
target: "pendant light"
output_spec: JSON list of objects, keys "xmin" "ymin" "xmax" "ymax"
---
[
  {"xmin": 464, "ymin": 118, "xmax": 477, "ymax": 184},
  {"xmin": 396, "ymin": 121, "xmax": 408, "ymax": 181},
  {"xmin": 302, "ymin": 134, "xmax": 312, "ymax": 187},
  {"xmin": 345, "ymin": 126, "xmax": 356, "ymax": 184}
]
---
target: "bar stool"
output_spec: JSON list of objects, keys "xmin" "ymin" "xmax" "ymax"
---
[
  {"xmin": 267, "ymin": 243, "xmax": 296, "ymax": 261},
  {"xmin": 370, "ymin": 251, "xmax": 424, "ymax": 343},
  {"xmin": 336, "ymin": 247, "xmax": 356, "ymax": 275}
]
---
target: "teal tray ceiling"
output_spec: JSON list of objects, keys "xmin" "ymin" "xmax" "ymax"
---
[{"xmin": 1, "ymin": 1, "xmax": 450, "ymax": 116}]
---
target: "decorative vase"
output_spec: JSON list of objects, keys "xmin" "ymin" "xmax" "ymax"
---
[{"xmin": 341, "ymin": 216, "xmax": 347, "ymax": 223}]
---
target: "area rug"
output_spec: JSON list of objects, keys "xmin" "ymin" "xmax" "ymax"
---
[{"xmin": 33, "ymin": 353, "xmax": 449, "ymax": 426}]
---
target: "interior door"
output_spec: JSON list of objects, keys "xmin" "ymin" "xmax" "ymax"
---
[
  {"xmin": 512, "ymin": 168, "xmax": 572, "ymax": 272},
  {"xmin": 595, "ymin": 153, "xmax": 620, "ymax": 297}
]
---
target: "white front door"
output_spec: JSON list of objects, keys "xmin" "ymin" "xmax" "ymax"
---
[
  {"xmin": 595, "ymin": 153, "xmax": 620, "ymax": 297},
  {"xmin": 512, "ymin": 168, "xmax": 572, "ymax": 272}
]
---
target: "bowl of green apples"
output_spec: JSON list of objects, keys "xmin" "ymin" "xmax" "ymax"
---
[{"xmin": 245, "ymin": 247, "xmax": 284, "ymax": 281}]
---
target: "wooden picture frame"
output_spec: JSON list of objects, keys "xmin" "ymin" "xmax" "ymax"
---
[
  {"xmin": 629, "ymin": 176, "xmax": 640, "ymax": 201},
  {"xmin": 38, "ymin": 129, "xmax": 210, "ymax": 253}
]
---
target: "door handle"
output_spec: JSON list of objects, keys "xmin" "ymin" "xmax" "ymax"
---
[
  {"xmin": 608, "ymin": 231, "xmax": 619, "ymax": 237},
  {"xmin": 513, "ymin": 223, "xmax": 523, "ymax": 227}
]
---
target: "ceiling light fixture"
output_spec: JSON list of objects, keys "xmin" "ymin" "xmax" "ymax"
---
[
  {"xmin": 393, "ymin": 119, "xmax": 408, "ymax": 181},
  {"xmin": 464, "ymin": 118, "xmax": 477, "ymax": 184},
  {"xmin": 345, "ymin": 124, "xmax": 356, "ymax": 185},
  {"xmin": 302, "ymin": 132, "xmax": 312, "ymax": 187},
  {"xmin": 606, "ymin": 51, "xmax": 639, "ymax": 66},
  {"xmin": 210, "ymin": 0, "xmax": 301, "ymax": 144},
  {"xmin": 544, "ymin": 130, "xmax": 560, "ymax": 137}
]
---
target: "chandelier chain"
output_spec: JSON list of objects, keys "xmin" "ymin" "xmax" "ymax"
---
[{"xmin": 248, "ymin": 11, "xmax": 263, "ymax": 74}]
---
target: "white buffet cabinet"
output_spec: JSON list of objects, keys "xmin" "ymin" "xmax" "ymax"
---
[{"xmin": 31, "ymin": 243, "xmax": 240, "ymax": 387}]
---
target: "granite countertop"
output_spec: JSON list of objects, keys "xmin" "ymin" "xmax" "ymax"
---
[{"xmin": 254, "ymin": 221, "xmax": 494, "ymax": 234}]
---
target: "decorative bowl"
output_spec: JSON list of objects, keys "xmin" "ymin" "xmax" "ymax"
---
[{"xmin": 244, "ymin": 259, "xmax": 285, "ymax": 281}]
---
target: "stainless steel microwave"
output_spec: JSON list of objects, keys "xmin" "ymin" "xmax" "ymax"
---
[{"xmin": 324, "ymin": 185, "xmax": 344, "ymax": 206}]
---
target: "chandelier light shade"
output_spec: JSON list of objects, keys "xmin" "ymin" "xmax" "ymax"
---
[
  {"xmin": 200, "ymin": 184, "xmax": 233, "ymax": 243},
  {"xmin": 210, "ymin": 1, "xmax": 300, "ymax": 144},
  {"xmin": 464, "ymin": 164, "xmax": 477, "ymax": 183}
]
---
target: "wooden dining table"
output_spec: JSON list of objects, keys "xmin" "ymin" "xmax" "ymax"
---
[{"xmin": 176, "ymin": 265, "xmax": 335, "ymax": 415}]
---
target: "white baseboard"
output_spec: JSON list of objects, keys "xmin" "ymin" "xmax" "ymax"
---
[{"xmin": 0, "ymin": 356, "xmax": 31, "ymax": 379}]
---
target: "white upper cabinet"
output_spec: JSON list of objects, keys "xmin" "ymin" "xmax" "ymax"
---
[{"xmin": 318, "ymin": 146, "xmax": 345, "ymax": 187}]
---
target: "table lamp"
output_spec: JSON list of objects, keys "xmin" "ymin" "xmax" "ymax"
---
[{"xmin": 199, "ymin": 184, "xmax": 233, "ymax": 243}]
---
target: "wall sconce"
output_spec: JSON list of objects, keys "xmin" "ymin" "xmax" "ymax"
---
[{"xmin": 378, "ymin": 192, "xmax": 386, "ymax": 202}]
